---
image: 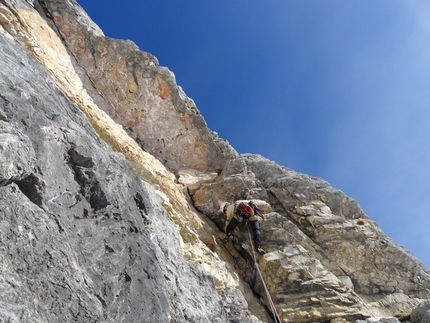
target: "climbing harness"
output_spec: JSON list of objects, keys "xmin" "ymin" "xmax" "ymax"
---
[{"xmin": 245, "ymin": 221, "xmax": 282, "ymax": 323}]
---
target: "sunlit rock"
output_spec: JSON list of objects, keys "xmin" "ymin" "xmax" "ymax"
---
[{"xmin": 0, "ymin": 0, "xmax": 429, "ymax": 322}]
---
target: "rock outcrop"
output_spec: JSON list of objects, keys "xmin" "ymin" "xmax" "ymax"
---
[
  {"xmin": 411, "ymin": 300, "xmax": 430, "ymax": 323},
  {"xmin": 0, "ymin": 0, "xmax": 429, "ymax": 322}
]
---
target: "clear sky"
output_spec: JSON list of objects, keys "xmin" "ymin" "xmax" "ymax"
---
[{"xmin": 77, "ymin": 0, "xmax": 430, "ymax": 269}]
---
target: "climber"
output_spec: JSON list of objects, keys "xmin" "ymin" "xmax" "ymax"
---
[{"xmin": 220, "ymin": 200, "xmax": 266, "ymax": 254}]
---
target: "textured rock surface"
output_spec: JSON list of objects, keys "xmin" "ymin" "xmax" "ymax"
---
[
  {"xmin": 411, "ymin": 299, "xmax": 430, "ymax": 323},
  {"xmin": 0, "ymin": 0, "xmax": 429, "ymax": 322},
  {"xmin": 192, "ymin": 154, "xmax": 430, "ymax": 322},
  {"xmin": 39, "ymin": 0, "xmax": 237, "ymax": 174},
  {"xmin": 0, "ymin": 29, "xmax": 230, "ymax": 322}
]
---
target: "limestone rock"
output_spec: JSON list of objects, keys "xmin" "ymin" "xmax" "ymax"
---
[
  {"xmin": 355, "ymin": 318, "xmax": 402, "ymax": 323},
  {"xmin": 192, "ymin": 154, "xmax": 430, "ymax": 321},
  {"xmin": 411, "ymin": 299, "xmax": 430, "ymax": 323},
  {"xmin": 0, "ymin": 0, "xmax": 429, "ymax": 322},
  {"xmin": 38, "ymin": 0, "xmax": 237, "ymax": 174},
  {"xmin": 0, "ymin": 27, "xmax": 232, "ymax": 321}
]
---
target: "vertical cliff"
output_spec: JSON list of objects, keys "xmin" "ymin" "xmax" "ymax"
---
[{"xmin": 0, "ymin": 0, "xmax": 429, "ymax": 322}]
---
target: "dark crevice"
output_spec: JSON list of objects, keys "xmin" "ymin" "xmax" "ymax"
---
[
  {"xmin": 133, "ymin": 192, "xmax": 148, "ymax": 214},
  {"xmin": 104, "ymin": 244, "xmax": 114, "ymax": 253},
  {"xmin": 35, "ymin": 0, "xmax": 53, "ymax": 20},
  {"xmin": 128, "ymin": 223, "xmax": 139, "ymax": 234},
  {"xmin": 68, "ymin": 147, "xmax": 95, "ymax": 168},
  {"xmin": 14, "ymin": 173, "xmax": 45, "ymax": 206},
  {"xmin": 40, "ymin": 205, "xmax": 64, "ymax": 233},
  {"xmin": 134, "ymin": 137, "xmax": 147, "ymax": 152},
  {"xmin": 0, "ymin": 94, "xmax": 11, "ymax": 121},
  {"xmin": 119, "ymin": 271, "xmax": 132, "ymax": 283},
  {"xmin": 94, "ymin": 294, "xmax": 107, "ymax": 308},
  {"xmin": 66, "ymin": 147, "xmax": 109, "ymax": 211},
  {"xmin": 134, "ymin": 192, "xmax": 151, "ymax": 225}
]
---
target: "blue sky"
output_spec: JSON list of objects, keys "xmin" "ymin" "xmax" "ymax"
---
[{"xmin": 77, "ymin": 0, "xmax": 430, "ymax": 269}]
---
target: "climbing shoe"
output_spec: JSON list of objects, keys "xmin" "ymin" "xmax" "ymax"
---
[
  {"xmin": 222, "ymin": 235, "xmax": 233, "ymax": 244},
  {"xmin": 256, "ymin": 246, "xmax": 266, "ymax": 255}
]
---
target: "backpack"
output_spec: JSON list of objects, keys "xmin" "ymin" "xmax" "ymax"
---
[{"xmin": 235, "ymin": 202, "xmax": 254, "ymax": 219}]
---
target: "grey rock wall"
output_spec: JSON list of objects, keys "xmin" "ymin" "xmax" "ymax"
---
[
  {"xmin": 411, "ymin": 299, "xmax": 430, "ymax": 323},
  {"xmin": 1, "ymin": 0, "xmax": 429, "ymax": 322},
  {"xmin": 0, "ymin": 31, "xmax": 226, "ymax": 323}
]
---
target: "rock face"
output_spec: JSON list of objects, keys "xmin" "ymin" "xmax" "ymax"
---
[
  {"xmin": 411, "ymin": 300, "xmax": 430, "ymax": 323},
  {"xmin": 0, "ymin": 0, "xmax": 429, "ymax": 322},
  {"xmin": 39, "ymin": 0, "xmax": 237, "ymax": 174},
  {"xmin": 193, "ymin": 155, "xmax": 430, "ymax": 322},
  {"xmin": 0, "ymin": 25, "xmax": 227, "ymax": 322}
]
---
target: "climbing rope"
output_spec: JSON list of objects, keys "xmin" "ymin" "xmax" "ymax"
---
[{"xmin": 246, "ymin": 221, "xmax": 282, "ymax": 323}]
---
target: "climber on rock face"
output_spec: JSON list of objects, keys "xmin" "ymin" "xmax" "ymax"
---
[{"xmin": 220, "ymin": 200, "xmax": 266, "ymax": 254}]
